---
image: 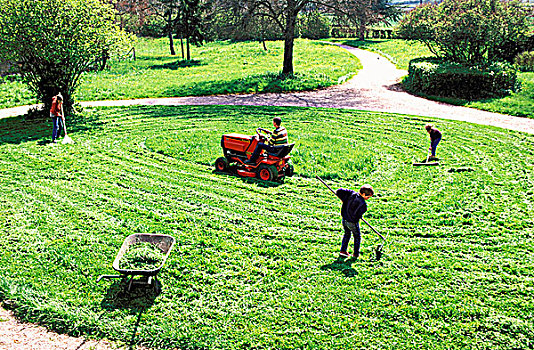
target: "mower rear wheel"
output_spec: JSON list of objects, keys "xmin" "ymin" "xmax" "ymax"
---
[
  {"xmin": 215, "ymin": 157, "xmax": 229, "ymax": 172},
  {"xmin": 257, "ymin": 164, "xmax": 278, "ymax": 182},
  {"xmin": 285, "ymin": 163, "xmax": 294, "ymax": 177}
]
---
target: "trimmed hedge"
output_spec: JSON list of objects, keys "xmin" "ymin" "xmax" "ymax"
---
[{"xmin": 403, "ymin": 57, "xmax": 520, "ymax": 100}]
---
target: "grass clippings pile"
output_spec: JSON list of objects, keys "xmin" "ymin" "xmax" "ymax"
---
[{"xmin": 118, "ymin": 242, "xmax": 166, "ymax": 271}]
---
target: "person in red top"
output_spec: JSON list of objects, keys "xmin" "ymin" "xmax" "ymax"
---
[{"xmin": 50, "ymin": 93, "xmax": 65, "ymax": 143}]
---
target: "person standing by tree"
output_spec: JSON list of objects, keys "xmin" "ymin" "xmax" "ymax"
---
[
  {"xmin": 0, "ymin": 0, "xmax": 132, "ymax": 116},
  {"xmin": 50, "ymin": 93, "xmax": 65, "ymax": 143}
]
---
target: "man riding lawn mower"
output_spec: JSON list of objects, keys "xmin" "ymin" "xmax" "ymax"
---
[{"xmin": 214, "ymin": 117, "xmax": 295, "ymax": 182}]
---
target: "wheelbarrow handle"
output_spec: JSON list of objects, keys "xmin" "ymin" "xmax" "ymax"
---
[{"xmin": 97, "ymin": 274, "xmax": 123, "ymax": 283}]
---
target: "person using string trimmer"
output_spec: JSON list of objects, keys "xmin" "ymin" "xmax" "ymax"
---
[{"xmin": 336, "ymin": 184, "xmax": 374, "ymax": 259}]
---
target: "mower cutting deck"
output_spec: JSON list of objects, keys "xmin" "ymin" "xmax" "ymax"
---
[{"xmin": 214, "ymin": 129, "xmax": 295, "ymax": 182}]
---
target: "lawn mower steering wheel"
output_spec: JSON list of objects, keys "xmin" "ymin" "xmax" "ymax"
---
[{"xmin": 255, "ymin": 128, "xmax": 268, "ymax": 141}]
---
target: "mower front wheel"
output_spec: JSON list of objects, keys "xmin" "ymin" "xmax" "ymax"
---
[
  {"xmin": 215, "ymin": 157, "xmax": 229, "ymax": 172},
  {"xmin": 257, "ymin": 164, "xmax": 278, "ymax": 182}
]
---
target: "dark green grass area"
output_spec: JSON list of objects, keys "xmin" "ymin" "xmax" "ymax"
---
[
  {"xmin": 0, "ymin": 38, "xmax": 360, "ymax": 108},
  {"xmin": 0, "ymin": 105, "xmax": 533, "ymax": 349},
  {"xmin": 332, "ymin": 38, "xmax": 534, "ymax": 119}
]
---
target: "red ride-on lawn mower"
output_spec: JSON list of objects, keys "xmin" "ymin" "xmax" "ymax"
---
[{"xmin": 214, "ymin": 128, "xmax": 295, "ymax": 182}]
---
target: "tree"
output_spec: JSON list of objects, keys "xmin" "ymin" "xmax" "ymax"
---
[
  {"xmin": 339, "ymin": 0, "xmax": 401, "ymax": 40},
  {"xmin": 396, "ymin": 0, "xmax": 532, "ymax": 64},
  {"xmin": 300, "ymin": 10, "xmax": 331, "ymax": 39},
  {"xmin": 105, "ymin": 0, "xmax": 154, "ymax": 34},
  {"xmin": 222, "ymin": 0, "xmax": 400, "ymax": 75},
  {"xmin": 0, "ymin": 0, "xmax": 132, "ymax": 114},
  {"xmin": 178, "ymin": 0, "xmax": 205, "ymax": 60},
  {"xmin": 149, "ymin": 0, "xmax": 182, "ymax": 55}
]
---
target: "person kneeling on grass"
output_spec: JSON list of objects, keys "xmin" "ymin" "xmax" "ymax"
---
[
  {"xmin": 337, "ymin": 184, "xmax": 374, "ymax": 259},
  {"xmin": 245, "ymin": 117, "xmax": 288, "ymax": 165}
]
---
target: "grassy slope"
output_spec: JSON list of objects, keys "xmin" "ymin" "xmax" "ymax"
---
[
  {"xmin": 1, "ymin": 106, "xmax": 533, "ymax": 349},
  {"xmin": 334, "ymin": 39, "xmax": 534, "ymax": 119},
  {"xmin": 0, "ymin": 38, "xmax": 360, "ymax": 109}
]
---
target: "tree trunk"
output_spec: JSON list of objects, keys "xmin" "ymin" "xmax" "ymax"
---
[
  {"xmin": 180, "ymin": 37, "xmax": 185, "ymax": 59},
  {"xmin": 282, "ymin": 12, "xmax": 297, "ymax": 76},
  {"xmin": 186, "ymin": 38, "xmax": 191, "ymax": 60},
  {"xmin": 168, "ymin": 11, "xmax": 176, "ymax": 55},
  {"xmin": 358, "ymin": 23, "xmax": 366, "ymax": 41}
]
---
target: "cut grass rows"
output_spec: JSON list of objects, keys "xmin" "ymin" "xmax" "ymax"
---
[{"xmin": 0, "ymin": 105, "xmax": 533, "ymax": 349}]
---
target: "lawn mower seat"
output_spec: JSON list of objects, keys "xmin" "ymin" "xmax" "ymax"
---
[{"xmin": 267, "ymin": 143, "xmax": 295, "ymax": 158}]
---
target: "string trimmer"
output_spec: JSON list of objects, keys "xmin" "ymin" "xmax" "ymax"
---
[{"xmin": 315, "ymin": 175, "xmax": 388, "ymax": 261}]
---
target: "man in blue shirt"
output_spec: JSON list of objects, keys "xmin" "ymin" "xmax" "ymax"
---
[{"xmin": 337, "ymin": 184, "xmax": 374, "ymax": 259}]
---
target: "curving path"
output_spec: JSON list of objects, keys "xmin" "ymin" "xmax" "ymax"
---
[{"xmin": 1, "ymin": 43, "xmax": 534, "ymax": 134}]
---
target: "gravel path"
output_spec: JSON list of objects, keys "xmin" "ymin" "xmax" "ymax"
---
[
  {"xmin": 1, "ymin": 42, "xmax": 533, "ymax": 350},
  {"xmin": 0, "ymin": 307, "xmax": 117, "ymax": 350},
  {"xmin": 1, "ymin": 43, "xmax": 533, "ymax": 134}
]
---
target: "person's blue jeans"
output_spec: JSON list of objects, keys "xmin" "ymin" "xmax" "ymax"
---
[
  {"xmin": 52, "ymin": 115, "xmax": 63, "ymax": 142},
  {"xmin": 249, "ymin": 142, "xmax": 281, "ymax": 162},
  {"xmin": 430, "ymin": 137, "xmax": 441, "ymax": 157},
  {"xmin": 340, "ymin": 219, "xmax": 361, "ymax": 257}
]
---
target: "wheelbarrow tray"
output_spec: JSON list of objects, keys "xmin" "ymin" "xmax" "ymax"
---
[
  {"xmin": 97, "ymin": 233, "xmax": 175, "ymax": 290},
  {"xmin": 112, "ymin": 233, "xmax": 175, "ymax": 277}
]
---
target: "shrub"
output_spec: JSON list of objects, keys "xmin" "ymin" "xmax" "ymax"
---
[
  {"xmin": 403, "ymin": 57, "xmax": 519, "ymax": 100},
  {"xmin": 0, "ymin": 0, "xmax": 132, "ymax": 114},
  {"xmin": 299, "ymin": 11, "xmax": 331, "ymax": 39},
  {"xmin": 515, "ymin": 51, "xmax": 534, "ymax": 72},
  {"xmin": 396, "ymin": 0, "xmax": 532, "ymax": 65}
]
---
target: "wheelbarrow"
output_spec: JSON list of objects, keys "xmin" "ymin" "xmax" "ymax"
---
[{"xmin": 97, "ymin": 233, "xmax": 175, "ymax": 292}]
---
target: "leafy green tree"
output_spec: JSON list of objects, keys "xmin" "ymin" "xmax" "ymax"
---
[
  {"xmin": 0, "ymin": 0, "xmax": 131, "ymax": 114},
  {"xmin": 178, "ymin": 0, "xmax": 205, "ymax": 60},
  {"xmin": 149, "ymin": 0, "xmax": 182, "ymax": 55},
  {"xmin": 221, "ymin": 0, "xmax": 400, "ymax": 75},
  {"xmin": 300, "ymin": 10, "xmax": 331, "ymax": 39},
  {"xmin": 336, "ymin": 0, "xmax": 401, "ymax": 40},
  {"xmin": 396, "ymin": 0, "xmax": 532, "ymax": 64}
]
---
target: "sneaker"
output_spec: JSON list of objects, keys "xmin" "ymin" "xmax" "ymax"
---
[
  {"xmin": 351, "ymin": 253, "xmax": 359, "ymax": 259},
  {"xmin": 339, "ymin": 251, "xmax": 349, "ymax": 257}
]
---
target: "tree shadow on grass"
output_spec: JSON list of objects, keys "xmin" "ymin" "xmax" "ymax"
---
[
  {"xmin": 100, "ymin": 277, "xmax": 162, "ymax": 349},
  {"xmin": 0, "ymin": 111, "xmax": 104, "ymax": 146},
  {"xmin": 149, "ymin": 59, "xmax": 204, "ymax": 70},
  {"xmin": 320, "ymin": 256, "xmax": 358, "ymax": 277},
  {"xmin": 161, "ymin": 73, "xmax": 314, "ymax": 97}
]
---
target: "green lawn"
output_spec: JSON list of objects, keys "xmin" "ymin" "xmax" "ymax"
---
[
  {"xmin": 1, "ymin": 106, "xmax": 533, "ymax": 349},
  {"xmin": 333, "ymin": 38, "xmax": 534, "ymax": 119},
  {"xmin": 0, "ymin": 38, "xmax": 360, "ymax": 109}
]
